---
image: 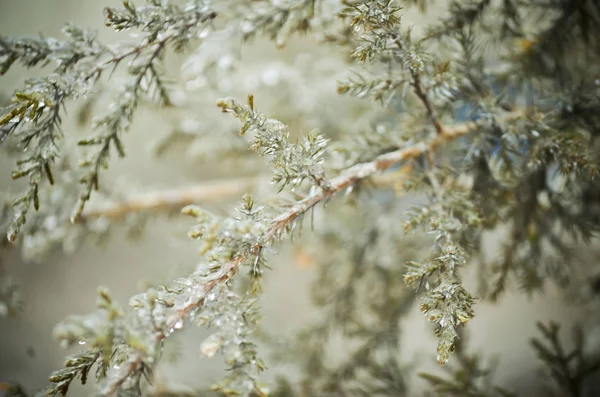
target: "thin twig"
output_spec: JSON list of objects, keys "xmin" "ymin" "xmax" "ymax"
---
[
  {"xmin": 78, "ymin": 176, "xmax": 261, "ymax": 222},
  {"xmin": 410, "ymin": 70, "xmax": 444, "ymax": 135},
  {"xmin": 99, "ymin": 354, "xmax": 143, "ymax": 397},
  {"xmin": 392, "ymin": 35, "xmax": 444, "ymax": 135},
  {"xmin": 102, "ymin": 256, "xmax": 243, "ymax": 396},
  {"xmin": 162, "ymin": 256, "xmax": 244, "ymax": 333}
]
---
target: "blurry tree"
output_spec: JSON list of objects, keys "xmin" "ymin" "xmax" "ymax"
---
[{"xmin": 1, "ymin": 0, "xmax": 600, "ymax": 396}]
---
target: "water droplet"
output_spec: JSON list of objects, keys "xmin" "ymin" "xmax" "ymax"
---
[{"xmin": 206, "ymin": 292, "xmax": 217, "ymax": 301}]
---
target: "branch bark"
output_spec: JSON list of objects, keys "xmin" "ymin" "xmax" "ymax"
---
[{"xmin": 78, "ymin": 176, "xmax": 261, "ymax": 222}]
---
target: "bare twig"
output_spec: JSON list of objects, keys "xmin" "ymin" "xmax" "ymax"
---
[
  {"xmin": 78, "ymin": 176, "xmax": 261, "ymax": 222},
  {"xmin": 410, "ymin": 70, "xmax": 444, "ymax": 135}
]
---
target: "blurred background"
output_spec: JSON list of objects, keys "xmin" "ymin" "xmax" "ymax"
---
[{"xmin": 0, "ymin": 0, "xmax": 591, "ymax": 395}]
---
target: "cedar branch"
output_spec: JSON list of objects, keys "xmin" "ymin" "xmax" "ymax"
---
[
  {"xmin": 93, "ymin": 107, "xmax": 527, "ymax": 394},
  {"xmin": 77, "ymin": 109, "xmax": 525, "ymax": 224},
  {"xmin": 160, "ymin": 108, "xmax": 528, "ymax": 361},
  {"xmin": 267, "ymin": 108, "xmax": 526, "ymax": 238}
]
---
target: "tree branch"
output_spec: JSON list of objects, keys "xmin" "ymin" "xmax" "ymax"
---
[
  {"xmin": 77, "ymin": 109, "xmax": 525, "ymax": 225},
  {"xmin": 99, "ymin": 354, "xmax": 143, "ymax": 397},
  {"xmin": 99, "ymin": 256, "xmax": 244, "ymax": 396},
  {"xmin": 392, "ymin": 35, "xmax": 444, "ymax": 135},
  {"xmin": 267, "ymin": 108, "xmax": 526, "ymax": 238},
  {"xmin": 78, "ymin": 176, "xmax": 261, "ymax": 222},
  {"xmin": 85, "ymin": 107, "xmax": 527, "ymax": 395}
]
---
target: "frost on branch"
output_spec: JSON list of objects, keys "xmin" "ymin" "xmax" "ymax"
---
[
  {"xmin": 47, "ymin": 195, "xmax": 270, "ymax": 396},
  {"xmin": 403, "ymin": 178, "xmax": 479, "ymax": 365},
  {"xmin": 217, "ymin": 95, "xmax": 329, "ymax": 192}
]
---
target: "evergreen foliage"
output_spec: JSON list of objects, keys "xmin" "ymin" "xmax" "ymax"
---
[{"xmin": 2, "ymin": 0, "xmax": 600, "ymax": 396}]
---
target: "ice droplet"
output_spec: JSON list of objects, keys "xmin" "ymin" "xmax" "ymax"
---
[
  {"xmin": 207, "ymin": 291, "xmax": 218, "ymax": 301},
  {"xmin": 217, "ymin": 54, "xmax": 233, "ymax": 70},
  {"xmin": 174, "ymin": 319, "xmax": 184, "ymax": 329}
]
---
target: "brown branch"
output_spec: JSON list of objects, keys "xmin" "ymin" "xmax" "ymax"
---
[
  {"xmin": 267, "ymin": 108, "xmax": 527, "ymax": 238},
  {"xmin": 78, "ymin": 176, "xmax": 261, "ymax": 222},
  {"xmin": 163, "ymin": 255, "xmax": 243, "ymax": 333},
  {"xmin": 155, "ymin": 109, "xmax": 528, "ymax": 376},
  {"xmin": 99, "ymin": 354, "xmax": 143, "ymax": 397},
  {"xmin": 410, "ymin": 70, "xmax": 444, "ymax": 135},
  {"xmin": 392, "ymin": 35, "xmax": 444, "ymax": 135},
  {"xmin": 101, "ymin": 256, "xmax": 243, "ymax": 396}
]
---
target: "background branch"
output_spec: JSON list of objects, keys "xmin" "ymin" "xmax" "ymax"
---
[{"xmin": 78, "ymin": 176, "xmax": 262, "ymax": 222}]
